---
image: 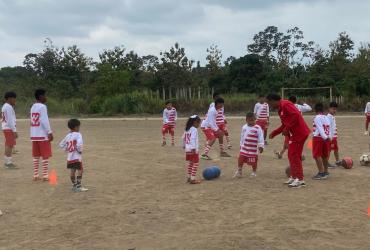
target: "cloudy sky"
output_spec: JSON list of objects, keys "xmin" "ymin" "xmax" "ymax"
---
[{"xmin": 0, "ymin": 0, "xmax": 369, "ymax": 67}]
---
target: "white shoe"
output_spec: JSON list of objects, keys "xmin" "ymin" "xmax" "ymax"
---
[
  {"xmin": 364, "ymin": 131, "xmax": 369, "ymax": 136},
  {"xmin": 289, "ymin": 178, "xmax": 306, "ymax": 188},
  {"xmin": 233, "ymin": 170, "xmax": 242, "ymax": 179},
  {"xmin": 0, "ymin": 209, "xmax": 2, "ymax": 216},
  {"xmin": 250, "ymin": 172, "xmax": 257, "ymax": 177},
  {"xmin": 284, "ymin": 177, "xmax": 295, "ymax": 184}
]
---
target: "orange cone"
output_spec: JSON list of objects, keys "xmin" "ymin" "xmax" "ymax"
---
[
  {"xmin": 368, "ymin": 204, "xmax": 370, "ymax": 216},
  {"xmin": 307, "ymin": 139, "xmax": 313, "ymax": 150},
  {"xmin": 49, "ymin": 169, "xmax": 58, "ymax": 186}
]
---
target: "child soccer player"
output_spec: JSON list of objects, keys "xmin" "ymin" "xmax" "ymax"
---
[
  {"xmin": 30, "ymin": 89, "xmax": 53, "ymax": 181},
  {"xmin": 234, "ymin": 112, "xmax": 264, "ymax": 178},
  {"xmin": 327, "ymin": 102, "xmax": 341, "ymax": 168},
  {"xmin": 275, "ymin": 96, "xmax": 312, "ymax": 159},
  {"xmin": 312, "ymin": 103, "xmax": 331, "ymax": 180},
  {"xmin": 201, "ymin": 98, "xmax": 230, "ymax": 160},
  {"xmin": 1, "ymin": 92, "xmax": 18, "ymax": 168},
  {"xmin": 254, "ymin": 95, "xmax": 269, "ymax": 145},
  {"xmin": 162, "ymin": 101, "xmax": 177, "ymax": 146},
  {"xmin": 182, "ymin": 115, "xmax": 201, "ymax": 184},
  {"xmin": 59, "ymin": 119, "xmax": 88, "ymax": 192},
  {"xmin": 213, "ymin": 94, "xmax": 232, "ymax": 149},
  {"xmin": 365, "ymin": 101, "xmax": 370, "ymax": 135}
]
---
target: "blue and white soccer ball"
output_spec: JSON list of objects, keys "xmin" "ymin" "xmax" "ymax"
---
[{"xmin": 360, "ymin": 154, "xmax": 370, "ymax": 166}]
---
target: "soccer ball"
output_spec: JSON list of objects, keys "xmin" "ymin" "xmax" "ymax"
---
[{"xmin": 360, "ymin": 154, "xmax": 370, "ymax": 166}]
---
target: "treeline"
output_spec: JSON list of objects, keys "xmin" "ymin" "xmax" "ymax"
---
[{"xmin": 0, "ymin": 26, "xmax": 369, "ymax": 116}]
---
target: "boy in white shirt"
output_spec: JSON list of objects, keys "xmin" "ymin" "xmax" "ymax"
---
[
  {"xmin": 312, "ymin": 103, "xmax": 331, "ymax": 180},
  {"xmin": 59, "ymin": 119, "xmax": 87, "ymax": 192},
  {"xmin": 1, "ymin": 92, "xmax": 17, "ymax": 168},
  {"xmin": 30, "ymin": 89, "xmax": 53, "ymax": 181}
]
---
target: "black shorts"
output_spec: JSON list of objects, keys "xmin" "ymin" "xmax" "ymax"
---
[{"xmin": 67, "ymin": 162, "xmax": 82, "ymax": 170}]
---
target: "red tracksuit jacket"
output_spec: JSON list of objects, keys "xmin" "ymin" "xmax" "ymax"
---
[{"xmin": 270, "ymin": 100, "xmax": 310, "ymax": 142}]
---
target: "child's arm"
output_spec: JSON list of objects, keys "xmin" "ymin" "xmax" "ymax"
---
[
  {"xmin": 4, "ymin": 107, "xmax": 16, "ymax": 132},
  {"xmin": 190, "ymin": 130, "xmax": 197, "ymax": 152},
  {"xmin": 76, "ymin": 134, "xmax": 83, "ymax": 154},
  {"xmin": 240, "ymin": 127, "xmax": 245, "ymax": 149},
  {"xmin": 300, "ymin": 103, "xmax": 312, "ymax": 113},
  {"xmin": 175, "ymin": 109, "xmax": 178, "ymax": 121},
  {"xmin": 59, "ymin": 137, "xmax": 68, "ymax": 151},
  {"xmin": 208, "ymin": 109, "xmax": 219, "ymax": 131},
  {"xmin": 328, "ymin": 116, "xmax": 335, "ymax": 139},
  {"xmin": 257, "ymin": 127, "xmax": 265, "ymax": 152},
  {"xmin": 40, "ymin": 106, "xmax": 52, "ymax": 137},
  {"xmin": 181, "ymin": 132, "xmax": 185, "ymax": 149},
  {"xmin": 162, "ymin": 109, "xmax": 167, "ymax": 124},
  {"xmin": 253, "ymin": 104, "xmax": 258, "ymax": 116},
  {"xmin": 365, "ymin": 103, "xmax": 369, "ymax": 114}
]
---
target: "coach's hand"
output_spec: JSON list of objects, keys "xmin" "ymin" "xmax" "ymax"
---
[
  {"xmin": 48, "ymin": 133, "xmax": 54, "ymax": 142},
  {"xmin": 269, "ymin": 133, "xmax": 274, "ymax": 139}
]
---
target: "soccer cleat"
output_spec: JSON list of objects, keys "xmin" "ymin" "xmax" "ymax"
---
[
  {"xmin": 189, "ymin": 179, "xmax": 201, "ymax": 184},
  {"xmin": 4, "ymin": 163, "xmax": 17, "ymax": 169},
  {"xmin": 161, "ymin": 141, "xmax": 166, "ymax": 146},
  {"xmin": 233, "ymin": 170, "xmax": 243, "ymax": 179},
  {"xmin": 227, "ymin": 144, "xmax": 232, "ymax": 149},
  {"xmin": 364, "ymin": 131, "xmax": 369, "ymax": 136},
  {"xmin": 201, "ymin": 154, "xmax": 212, "ymax": 160},
  {"xmin": 312, "ymin": 173, "xmax": 326, "ymax": 180},
  {"xmin": 33, "ymin": 176, "xmax": 41, "ymax": 181},
  {"xmin": 289, "ymin": 179, "xmax": 306, "ymax": 188},
  {"xmin": 220, "ymin": 152, "xmax": 231, "ymax": 157},
  {"xmin": 74, "ymin": 186, "xmax": 89, "ymax": 192},
  {"xmin": 335, "ymin": 160, "xmax": 342, "ymax": 166},
  {"xmin": 42, "ymin": 176, "xmax": 49, "ymax": 182},
  {"xmin": 250, "ymin": 172, "xmax": 257, "ymax": 177},
  {"xmin": 0, "ymin": 209, "xmax": 2, "ymax": 216},
  {"xmin": 323, "ymin": 172, "xmax": 329, "ymax": 179},
  {"xmin": 284, "ymin": 177, "xmax": 295, "ymax": 184}
]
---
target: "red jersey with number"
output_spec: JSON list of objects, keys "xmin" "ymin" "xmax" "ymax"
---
[
  {"xmin": 59, "ymin": 132, "xmax": 83, "ymax": 163},
  {"xmin": 30, "ymin": 103, "xmax": 52, "ymax": 141}
]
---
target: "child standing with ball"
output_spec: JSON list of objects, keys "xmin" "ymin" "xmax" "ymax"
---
[
  {"xmin": 59, "ymin": 119, "xmax": 88, "ymax": 192},
  {"xmin": 234, "ymin": 112, "xmax": 264, "ymax": 178},
  {"xmin": 182, "ymin": 115, "xmax": 201, "ymax": 184}
]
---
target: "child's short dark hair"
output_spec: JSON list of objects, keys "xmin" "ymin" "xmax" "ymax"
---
[
  {"xmin": 213, "ymin": 93, "xmax": 220, "ymax": 99},
  {"xmin": 314, "ymin": 103, "xmax": 324, "ymax": 112},
  {"xmin": 4, "ymin": 91, "xmax": 17, "ymax": 100},
  {"xmin": 246, "ymin": 112, "xmax": 255, "ymax": 119},
  {"xmin": 329, "ymin": 101, "xmax": 338, "ymax": 108},
  {"xmin": 185, "ymin": 115, "xmax": 201, "ymax": 131},
  {"xmin": 68, "ymin": 119, "xmax": 81, "ymax": 130},
  {"xmin": 288, "ymin": 95, "xmax": 297, "ymax": 104},
  {"xmin": 215, "ymin": 97, "xmax": 224, "ymax": 105},
  {"xmin": 165, "ymin": 100, "xmax": 172, "ymax": 105},
  {"xmin": 35, "ymin": 89, "xmax": 46, "ymax": 100},
  {"xmin": 266, "ymin": 93, "xmax": 281, "ymax": 101}
]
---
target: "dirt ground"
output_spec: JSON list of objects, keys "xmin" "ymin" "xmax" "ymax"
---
[{"xmin": 1, "ymin": 116, "xmax": 370, "ymax": 250}]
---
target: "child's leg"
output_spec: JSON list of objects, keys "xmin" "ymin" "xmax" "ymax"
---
[
  {"xmin": 162, "ymin": 125, "xmax": 167, "ymax": 145},
  {"xmin": 70, "ymin": 169, "xmax": 77, "ymax": 186},
  {"xmin": 233, "ymin": 156, "xmax": 244, "ymax": 178},
  {"xmin": 315, "ymin": 157, "xmax": 325, "ymax": 173},
  {"xmin": 334, "ymin": 150, "xmax": 339, "ymax": 162},
  {"xmin": 218, "ymin": 135, "xmax": 225, "ymax": 153},
  {"xmin": 187, "ymin": 161, "xmax": 193, "ymax": 180},
  {"xmin": 203, "ymin": 139, "xmax": 215, "ymax": 156},
  {"xmin": 41, "ymin": 158, "xmax": 49, "ymax": 179},
  {"xmin": 190, "ymin": 161, "xmax": 199, "ymax": 180},
  {"xmin": 76, "ymin": 169, "xmax": 83, "ymax": 188},
  {"xmin": 366, "ymin": 118, "xmax": 369, "ymax": 131},
  {"xmin": 4, "ymin": 146, "xmax": 13, "ymax": 165},
  {"xmin": 33, "ymin": 157, "xmax": 40, "ymax": 179},
  {"xmin": 323, "ymin": 157, "xmax": 329, "ymax": 173},
  {"xmin": 170, "ymin": 128, "xmax": 175, "ymax": 146}
]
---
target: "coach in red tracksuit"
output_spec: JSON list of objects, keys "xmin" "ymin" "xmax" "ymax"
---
[{"xmin": 267, "ymin": 94, "xmax": 310, "ymax": 188}]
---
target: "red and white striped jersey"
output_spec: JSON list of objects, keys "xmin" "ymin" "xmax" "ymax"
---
[
  {"xmin": 202, "ymin": 106, "xmax": 219, "ymax": 131},
  {"xmin": 312, "ymin": 114, "xmax": 330, "ymax": 140},
  {"xmin": 30, "ymin": 103, "xmax": 52, "ymax": 141},
  {"xmin": 295, "ymin": 103, "xmax": 312, "ymax": 113},
  {"xmin": 216, "ymin": 107, "xmax": 225, "ymax": 125},
  {"xmin": 254, "ymin": 102, "xmax": 269, "ymax": 121},
  {"xmin": 163, "ymin": 107, "xmax": 177, "ymax": 126},
  {"xmin": 239, "ymin": 124, "xmax": 264, "ymax": 157},
  {"xmin": 1, "ymin": 103, "xmax": 16, "ymax": 132},
  {"xmin": 182, "ymin": 126, "xmax": 199, "ymax": 153},
  {"xmin": 365, "ymin": 102, "xmax": 370, "ymax": 115},
  {"xmin": 327, "ymin": 113, "xmax": 337, "ymax": 138},
  {"xmin": 59, "ymin": 132, "xmax": 83, "ymax": 164}
]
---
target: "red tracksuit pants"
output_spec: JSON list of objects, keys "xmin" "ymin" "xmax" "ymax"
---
[{"xmin": 288, "ymin": 137, "xmax": 307, "ymax": 181}]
